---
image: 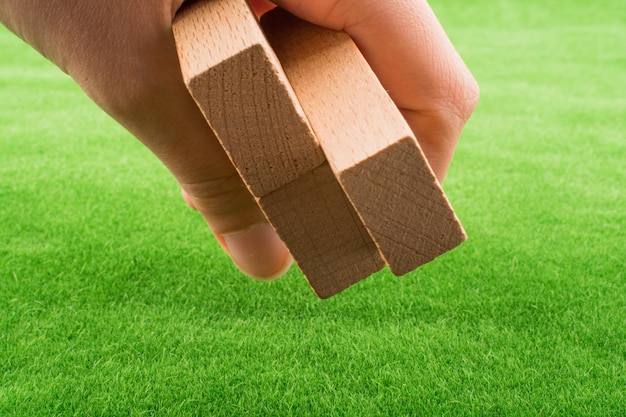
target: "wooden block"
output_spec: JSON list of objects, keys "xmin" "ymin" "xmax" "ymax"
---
[
  {"xmin": 259, "ymin": 163, "xmax": 384, "ymax": 299},
  {"xmin": 261, "ymin": 9, "xmax": 467, "ymax": 275},
  {"xmin": 172, "ymin": 0, "xmax": 324, "ymax": 197},
  {"xmin": 173, "ymin": 0, "xmax": 384, "ymax": 297}
]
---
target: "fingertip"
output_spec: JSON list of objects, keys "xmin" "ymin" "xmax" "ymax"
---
[{"xmin": 221, "ymin": 223, "xmax": 293, "ymax": 281}]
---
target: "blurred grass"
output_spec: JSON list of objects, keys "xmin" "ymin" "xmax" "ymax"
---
[{"xmin": 1, "ymin": 0, "xmax": 625, "ymax": 415}]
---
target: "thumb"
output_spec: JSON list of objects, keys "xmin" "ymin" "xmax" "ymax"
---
[
  {"xmin": 150, "ymin": 83, "xmax": 293, "ymax": 280},
  {"xmin": 178, "ymin": 163, "xmax": 293, "ymax": 281},
  {"xmin": 87, "ymin": 18, "xmax": 292, "ymax": 280}
]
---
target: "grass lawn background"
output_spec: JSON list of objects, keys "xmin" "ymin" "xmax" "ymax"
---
[{"xmin": 1, "ymin": 0, "xmax": 624, "ymax": 415}]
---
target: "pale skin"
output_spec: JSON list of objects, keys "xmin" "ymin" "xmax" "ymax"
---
[{"xmin": 0, "ymin": 0, "xmax": 479, "ymax": 280}]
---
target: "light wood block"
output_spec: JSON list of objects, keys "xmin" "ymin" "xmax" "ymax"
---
[
  {"xmin": 261, "ymin": 9, "xmax": 467, "ymax": 276},
  {"xmin": 172, "ymin": 0, "xmax": 324, "ymax": 197},
  {"xmin": 173, "ymin": 0, "xmax": 384, "ymax": 297}
]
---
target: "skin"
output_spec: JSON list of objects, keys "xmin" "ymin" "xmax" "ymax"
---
[{"xmin": 0, "ymin": 0, "xmax": 479, "ymax": 280}]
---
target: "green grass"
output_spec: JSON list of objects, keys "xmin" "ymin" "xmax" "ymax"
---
[{"xmin": 1, "ymin": 0, "xmax": 624, "ymax": 415}]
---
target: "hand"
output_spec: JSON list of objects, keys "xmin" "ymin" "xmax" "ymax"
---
[{"xmin": 0, "ymin": 0, "xmax": 478, "ymax": 280}]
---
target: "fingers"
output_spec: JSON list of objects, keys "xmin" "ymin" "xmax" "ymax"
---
[{"xmin": 272, "ymin": 0, "xmax": 479, "ymax": 181}]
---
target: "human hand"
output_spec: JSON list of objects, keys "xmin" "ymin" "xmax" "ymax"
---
[{"xmin": 0, "ymin": 0, "xmax": 478, "ymax": 280}]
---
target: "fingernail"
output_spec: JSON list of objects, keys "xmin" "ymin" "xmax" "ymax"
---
[{"xmin": 222, "ymin": 223, "xmax": 293, "ymax": 280}]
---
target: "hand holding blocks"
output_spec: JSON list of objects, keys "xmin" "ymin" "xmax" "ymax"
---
[{"xmin": 172, "ymin": 0, "xmax": 466, "ymax": 298}]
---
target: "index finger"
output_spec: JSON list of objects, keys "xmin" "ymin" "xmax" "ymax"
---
[{"xmin": 272, "ymin": 0, "xmax": 479, "ymax": 180}]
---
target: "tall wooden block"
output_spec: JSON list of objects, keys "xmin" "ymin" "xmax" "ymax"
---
[
  {"xmin": 261, "ymin": 9, "xmax": 467, "ymax": 276},
  {"xmin": 173, "ymin": 0, "xmax": 324, "ymax": 196}
]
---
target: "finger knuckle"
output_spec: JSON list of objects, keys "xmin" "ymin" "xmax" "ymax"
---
[
  {"xmin": 182, "ymin": 173, "xmax": 252, "ymax": 214},
  {"xmin": 442, "ymin": 69, "xmax": 480, "ymax": 125}
]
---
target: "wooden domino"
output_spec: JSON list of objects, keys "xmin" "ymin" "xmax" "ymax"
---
[
  {"xmin": 171, "ymin": 0, "xmax": 323, "ymax": 196},
  {"xmin": 172, "ymin": 0, "xmax": 466, "ymax": 297}
]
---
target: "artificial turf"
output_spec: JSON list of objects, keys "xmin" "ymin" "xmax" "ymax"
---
[{"xmin": 1, "ymin": 0, "xmax": 624, "ymax": 415}]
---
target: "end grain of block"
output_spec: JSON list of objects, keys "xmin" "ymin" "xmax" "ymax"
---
[
  {"xmin": 259, "ymin": 163, "xmax": 384, "ymax": 298},
  {"xmin": 261, "ymin": 9, "xmax": 467, "ymax": 275}
]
